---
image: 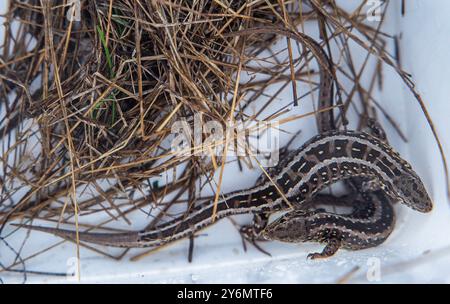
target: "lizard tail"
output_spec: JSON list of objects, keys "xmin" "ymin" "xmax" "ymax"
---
[{"xmin": 13, "ymin": 224, "xmax": 142, "ymax": 248}]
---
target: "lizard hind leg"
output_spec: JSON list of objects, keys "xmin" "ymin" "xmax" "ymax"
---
[
  {"xmin": 307, "ymin": 238, "xmax": 342, "ymax": 260},
  {"xmin": 366, "ymin": 118, "xmax": 388, "ymax": 143},
  {"xmin": 239, "ymin": 212, "xmax": 272, "ymax": 256}
]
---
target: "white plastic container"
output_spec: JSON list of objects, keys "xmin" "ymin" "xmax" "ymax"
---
[{"xmin": 1, "ymin": 0, "xmax": 450, "ymax": 283}]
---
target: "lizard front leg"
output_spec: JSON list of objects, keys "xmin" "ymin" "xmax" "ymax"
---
[{"xmin": 307, "ymin": 238, "xmax": 342, "ymax": 260}]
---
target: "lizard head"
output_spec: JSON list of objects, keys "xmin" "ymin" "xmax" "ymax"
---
[
  {"xmin": 261, "ymin": 210, "xmax": 315, "ymax": 243},
  {"xmin": 392, "ymin": 173, "xmax": 433, "ymax": 213}
]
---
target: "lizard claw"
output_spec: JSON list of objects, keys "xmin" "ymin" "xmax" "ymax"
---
[{"xmin": 306, "ymin": 252, "xmax": 323, "ymax": 260}]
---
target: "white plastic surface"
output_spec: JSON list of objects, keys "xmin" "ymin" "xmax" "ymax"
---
[{"xmin": 1, "ymin": 1, "xmax": 450, "ymax": 283}]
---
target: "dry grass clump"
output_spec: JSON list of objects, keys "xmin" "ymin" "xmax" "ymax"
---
[{"xmin": 1, "ymin": 0, "xmax": 291, "ymax": 223}]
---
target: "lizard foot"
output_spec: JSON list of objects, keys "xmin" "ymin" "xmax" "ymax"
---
[
  {"xmin": 307, "ymin": 238, "xmax": 341, "ymax": 260},
  {"xmin": 239, "ymin": 225, "xmax": 271, "ymax": 257}
]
